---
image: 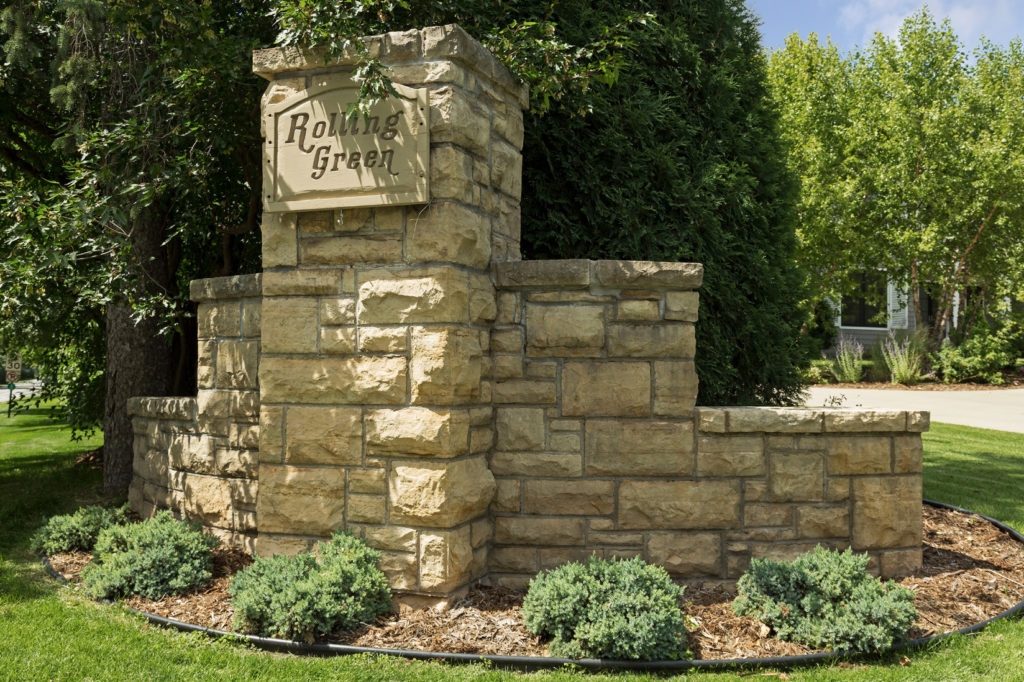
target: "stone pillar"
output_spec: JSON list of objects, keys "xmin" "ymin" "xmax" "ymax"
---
[{"xmin": 252, "ymin": 25, "xmax": 527, "ymax": 602}]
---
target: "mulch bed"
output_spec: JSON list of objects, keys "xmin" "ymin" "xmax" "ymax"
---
[
  {"xmin": 46, "ymin": 505, "xmax": 1024, "ymax": 661},
  {"xmin": 815, "ymin": 380, "xmax": 1024, "ymax": 391}
]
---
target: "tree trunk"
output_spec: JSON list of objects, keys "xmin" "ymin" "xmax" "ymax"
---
[{"xmin": 102, "ymin": 211, "xmax": 174, "ymax": 495}]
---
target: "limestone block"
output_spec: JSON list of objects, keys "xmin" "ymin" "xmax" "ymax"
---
[
  {"xmin": 826, "ymin": 478, "xmax": 851, "ymax": 502},
  {"xmin": 653, "ymin": 361, "xmax": 699, "ymax": 416},
  {"xmin": 585, "ymin": 421, "xmax": 694, "ymax": 475},
  {"xmin": 389, "ymin": 457, "xmax": 496, "ymax": 527},
  {"xmin": 745, "ymin": 480, "xmax": 767, "ymax": 502},
  {"xmin": 196, "ymin": 389, "xmax": 230, "ymax": 435},
  {"xmin": 216, "ymin": 340, "xmax": 259, "ymax": 390},
  {"xmin": 525, "ymin": 305, "xmax": 605, "ymax": 357},
  {"xmin": 549, "ymin": 432, "xmax": 581, "ymax": 452},
  {"xmin": 540, "ymin": 549, "xmax": 593, "ymax": 570},
  {"xmin": 260, "ymin": 356, "xmax": 407, "ymax": 405},
  {"xmin": 429, "ymin": 86, "xmax": 490, "ymax": 157},
  {"xmin": 751, "ymin": 542, "xmax": 830, "ymax": 563},
  {"xmin": 493, "ymin": 259, "xmax": 591, "ymax": 289},
  {"xmin": 198, "ymin": 301, "xmax": 241, "ymax": 338},
  {"xmin": 561, "ymin": 361, "xmax": 650, "ymax": 417},
  {"xmin": 320, "ymin": 327, "xmax": 357, "ymax": 354},
  {"xmin": 744, "ymin": 503, "xmax": 792, "ymax": 527},
  {"xmin": 216, "ymin": 448, "xmax": 257, "ymax": 477},
  {"xmin": 489, "ymin": 452, "xmax": 581, "ymax": 477},
  {"xmin": 852, "ymin": 477, "xmax": 922, "ymax": 549},
  {"xmin": 471, "ymin": 517, "xmax": 493, "ymax": 550},
  {"xmin": 491, "ymin": 328, "xmax": 523, "ymax": 352},
  {"xmin": 908, "ymin": 411, "xmax": 930, "ymax": 432},
  {"xmin": 827, "ymin": 436, "xmax": 892, "ymax": 475},
  {"xmin": 879, "ymin": 548, "xmax": 923, "ymax": 577},
  {"xmin": 494, "ymin": 517, "xmax": 585, "ymax": 546},
  {"xmin": 646, "ymin": 533, "xmax": 721, "ymax": 576},
  {"xmin": 320, "ymin": 297, "xmax": 355, "ymax": 325},
  {"xmin": 491, "ymin": 138, "xmax": 522, "ymax": 199},
  {"xmin": 697, "ymin": 435, "xmax": 765, "ymax": 476},
  {"xmin": 494, "ymin": 408, "xmax": 545, "ymax": 451},
  {"xmin": 494, "ymin": 354, "xmax": 524, "ymax": 380},
  {"xmin": 493, "ymin": 479, "xmax": 520, "ymax": 512},
  {"xmin": 183, "ymin": 475, "xmax": 233, "ymax": 528},
  {"xmin": 259, "ymin": 406, "xmax": 284, "ymax": 462},
  {"xmin": 496, "ymin": 292, "xmax": 519, "ymax": 325},
  {"xmin": 297, "ymin": 210, "xmax": 334, "ymax": 234},
  {"xmin": 824, "ymin": 409, "xmax": 907, "ymax": 432},
  {"xmin": 301, "ymin": 234, "xmax": 403, "ymax": 265},
  {"xmin": 231, "ymin": 391, "xmax": 260, "ymax": 422},
  {"xmin": 261, "ymin": 209, "xmax": 297, "ymax": 268},
  {"xmin": 492, "ymin": 379, "xmax": 556, "ymax": 404},
  {"xmin": 365, "ymin": 407, "xmax": 468, "ymax": 458},
  {"xmin": 664, "ymin": 291, "xmax": 699, "ymax": 322},
  {"xmin": 262, "ymin": 298, "xmax": 318, "ymax": 354},
  {"xmin": 364, "ymin": 526, "xmax": 417, "ymax": 553},
  {"xmin": 197, "ymin": 339, "xmax": 217, "ymax": 389},
  {"xmin": 257, "ymin": 464, "xmax": 346, "ymax": 536},
  {"xmin": 606, "ymin": 324, "xmax": 694, "ymax": 358},
  {"xmin": 348, "ymin": 495, "xmax": 386, "ymax": 523},
  {"xmin": 285, "ymin": 406, "xmax": 362, "ymax": 465},
  {"xmin": 262, "ymin": 270, "xmax": 343, "ymax": 296},
  {"xmin": 588, "ymin": 531, "xmax": 643, "ymax": 546},
  {"xmin": 168, "ymin": 434, "xmax": 216, "ymax": 474},
  {"xmin": 522, "ymin": 479, "xmax": 615, "ymax": 515},
  {"xmin": 468, "ymin": 276, "xmax": 497, "ymax": 324},
  {"xmin": 616, "ymin": 299, "xmax": 660, "ymax": 321},
  {"xmin": 359, "ymin": 326, "xmax": 408, "ymax": 353},
  {"xmin": 619, "ymin": 481, "xmax": 740, "ymax": 530},
  {"xmin": 407, "ymin": 200, "xmax": 491, "ymax": 269},
  {"xmin": 796, "ymin": 506, "xmax": 850, "ymax": 539},
  {"xmin": 894, "ymin": 436, "xmax": 923, "ymax": 473},
  {"xmin": 230, "ymin": 479, "xmax": 259, "ymax": 507},
  {"xmin": 358, "ymin": 267, "xmax": 469, "ymax": 324},
  {"xmin": 696, "ymin": 408, "xmax": 727, "ymax": 433},
  {"xmin": 254, "ymin": 534, "xmax": 310, "ymax": 557},
  {"xmin": 770, "ymin": 453, "xmax": 824, "ymax": 502},
  {"xmin": 527, "ymin": 362, "xmax": 557, "ymax": 379},
  {"xmin": 593, "ymin": 261, "xmax": 703, "ymax": 289},
  {"xmin": 241, "ymin": 301, "xmax": 262, "ymax": 337},
  {"xmin": 348, "ymin": 468, "xmax": 387, "ymax": 495},
  {"xmin": 419, "ymin": 527, "xmax": 474, "ymax": 593},
  {"xmin": 379, "ymin": 551, "xmax": 418, "ymax": 590},
  {"xmin": 728, "ymin": 408, "xmax": 824, "ymax": 433},
  {"xmin": 490, "ymin": 547, "xmax": 539, "ymax": 573}
]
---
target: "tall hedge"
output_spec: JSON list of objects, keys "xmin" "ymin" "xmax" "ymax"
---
[{"xmin": 520, "ymin": 0, "xmax": 807, "ymax": 405}]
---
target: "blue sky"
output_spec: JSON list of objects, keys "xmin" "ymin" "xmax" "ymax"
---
[{"xmin": 747, "ymin": 0, "xmax": 1024, "ymax": 52}]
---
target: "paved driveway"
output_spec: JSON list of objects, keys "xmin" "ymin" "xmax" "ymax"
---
[
  {"xmin": 804, "ymin": 386, "xmax": 1024, "ymax": 434},
  {"xmin": 0, "ymin": 380, "xmax": 41, "ymax": 403}
]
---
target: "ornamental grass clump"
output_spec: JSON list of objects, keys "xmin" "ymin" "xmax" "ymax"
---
[
  {"xmin": 522, "ymin": 556, "xmax": 690, "ymax": 660},
  {"xmin": 31, "ymin": 504, "xmax": 131, "ymax": 555},
  {"xmin": 228, "ymin": 532, "xmax": 391, "ymax": 643},
  {"xmin": 82, "ymin": 511, "xmax": 218, "ymax": 600},
  {"xmin": 732, "ymin": 546, "xmax": 917, "ymax": 653},
  {"xmin": 830, "ymin": 337, "xmax": 864, "ymax": 383},
  {"xmin": 881, "ymin": 330, "xmax": 925, "ymax": 385}
]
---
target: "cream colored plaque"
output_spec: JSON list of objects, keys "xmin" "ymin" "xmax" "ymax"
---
[{"xmin": 263, "ymin": 82, "xmax": 429, "ymax": 211}]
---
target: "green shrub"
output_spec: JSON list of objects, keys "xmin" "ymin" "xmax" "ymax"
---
[
  {"xmin": 228, "ymin": 532, "xmax": 392, "ymax": 642},
  {"xmin": 830, "ymin": 337, "xmax": 863, "ymax": 382},
  {"xmin": 881, "ymin": 330, "xmax": 926, "ymax": 385},
  {"xmin": 732, "ymin": 546, "xmax": 917, "ymax": 653},
  {"xmin": 81, "ymin": 511, "xmax": 218, "ymax": 600},
  {"xmin": 522, "ymin": 556, "xmax": 689, "ymax": 660},
  {"xmin": 31, "ymin": 504, "xmax": 130, "ymax": 555},
  {"xmin": 932, "ymin": 325, "xmax": 1018, "ymax": 384}
]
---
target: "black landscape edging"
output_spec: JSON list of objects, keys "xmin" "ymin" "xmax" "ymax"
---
[{"xmin": 40, "ymin": 499, "xmax": 1024, "ymax": 673}]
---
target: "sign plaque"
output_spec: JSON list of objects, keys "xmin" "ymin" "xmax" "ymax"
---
[{"xmin": 263, "ymin": 82, "xmax": 430, "ymax": 212}]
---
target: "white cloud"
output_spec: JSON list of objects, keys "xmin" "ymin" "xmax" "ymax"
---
[{"xmin": 838, "ymin": 0, "xmax": 1021, "ymax": 48}]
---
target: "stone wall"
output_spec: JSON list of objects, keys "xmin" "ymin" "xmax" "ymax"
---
[{"xmin": 128, "ymin": 274, "xmax": 262, "ymax": 550}]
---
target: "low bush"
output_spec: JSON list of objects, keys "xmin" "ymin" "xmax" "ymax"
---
[
  {"xmin": 830, "ymin": 337, "xmax": 864, "ymax": 383},
  {"xmin": 522, "ymin": 556, "xmax": 690, "ymax": 660},
  {"xmin": 732, "ymin": 546, "xmax": 917, "ymax": 653},
  {"xmin": 31, "ymin": 504, "xmax": 130, "ymax": 555},
  {"xmin": 932, "ymin": 325, "xmax": 1018, "ymax": 384},
  {"xmin": 229, "ymin": 532, "xmax": 391, "ymax": 643},
  {"xmin": 82, "ymin": 511, "xmax": 218, "ymax": 600},
  {"xmin": 881, "ymin": 330, "xmax": 926, "ymax": 385}
]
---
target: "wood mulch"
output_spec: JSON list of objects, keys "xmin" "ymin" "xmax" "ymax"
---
[
  {"xmin": 47, "ymin": 505, "xmax": 1024, "ymax": 661},
  {"xmin": 815, "ymin": 380, "xmax": 1024, "ymax": 391}
]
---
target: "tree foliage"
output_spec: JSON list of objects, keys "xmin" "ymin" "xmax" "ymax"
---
[{"xmin": 769, "ymin": 9, "xmax": 1024, "ymax": 343}]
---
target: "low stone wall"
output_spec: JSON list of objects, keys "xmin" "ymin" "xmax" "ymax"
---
[{"xmin": 128, "ymin": 274, "xmax": 262, "ymax": 550}]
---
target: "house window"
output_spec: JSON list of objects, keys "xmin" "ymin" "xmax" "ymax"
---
[{"xmin": 841, "ymin": 271, "xmax": 886, "ymax": 328}]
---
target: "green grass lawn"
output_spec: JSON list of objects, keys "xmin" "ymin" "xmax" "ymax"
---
[{"xmin": 2, "ymin": 410, "xmax": 1023, "ymax": 681}]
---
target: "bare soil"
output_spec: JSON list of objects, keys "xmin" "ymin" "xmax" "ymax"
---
[{"xmin": 46, "ymin": 505, "xmax": 1024, "ymax": 660}]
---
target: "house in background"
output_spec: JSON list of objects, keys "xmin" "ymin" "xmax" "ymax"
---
[{"xmin": 833, "ymin": 270, "xmax": 953, "ymax": 348}]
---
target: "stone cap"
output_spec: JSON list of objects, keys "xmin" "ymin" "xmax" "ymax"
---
[
  {"xmin": 127, "ymin": 396, "xmax": 197, "ymax": 421},
  {"xmin": 493, "ymin": 259, "xmax": 704, "ymax": 290},
  {"xmin": 695, "ymin": 406, "xmax": 930, "ymax": 434},
  {"xmin": 190, "ymin": 274, "xmax": 262, "ymax": 303},
  {"xmin": 253, "ymin": 24, "xmax": 528, "ymax": 109}
]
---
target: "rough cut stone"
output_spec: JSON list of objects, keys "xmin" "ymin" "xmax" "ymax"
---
[
  {"xmin": 523, "ymin": 480, "xmax": 615, "ymax": 515},
  {"xmin": 606, "ymin": 324, "xmax": 694, "ymax": 358},
  {"xmin": 618, "ymin": 480, "xmax": 740, "ymax": 529},
  {"xmin": 257, "ymin": 464, "xmax": 346, "ymax": 535},
  {"xmin": 406, "ymin": 201, "xmax": 491, "ymax": 268},
  {"xmin": 697, "ymin": 435, "xmax": 765, "ymax": 476},
  {"xmin": 593, "ymin": 261, "xmax": 703, "ymax": 289},
  {"xmin": 585, "ymin": 421, "xmax": 693, "ymax": 475},
  {"xmin": 489, "ymin": 452, "xmax": 581, "ymax": 477},
  {"xmin": 285, "ymin": 406, "xmax": 362, "ymax": 465},
  {"xmin": 827, "ymin": 436, "xmax": 892, "ymax": 475},
  {"xmin": 524, "ymin": 305, "xmax": 605, "ymax": 356},
  {"xmin": 419, "ymin": 528, "xmax": 474, "ymax": 592},
  {"xmin": 410, "ymin": 326, "xmax": 482, "ymax": 404},
  {"xmin": 664, "ymin": 291, "xmax": 699, "ymax": 322},
  {"xmin": 728, "ymin": 408, "xmax": 823, "ymax": 433},
  {"xmin": 302, "ymin": 234, "xmax": 403, "ymax": 264},
  {"xmin": 389, "ymin": 457, "xmax": 495, "ymax": 526},
  {"xmin": 366, "ymin": 407, "xmax": 469, "ymax": 457},
  {"xmin": 852, "ymin": 477, "xmax": 922, "ymax": 549},
  {"xmin": 358, "ymin": 267, "xmax": 469, "ymax": 324},
  {"xmin": 646, "ymin": 533, "xmax": 721, "ymax": 576},
  {"xmin": 197, "ymin": 301, "xmax": 241, "ymax": 338},
  {"xmin": 358, "ymin": 326, "xmax": 408, "ymax": 353},
  {"xmin": 561, "ymin": 361, "xmax": 650, "ymax": 417},
  {"xmin": 260, "ymin": 356, "xmax": 407, "ymax": 404},
  {"xmin": 653, "ymin": 361, "xmax": 698, "ymax": 416},
  {"xmin": 824, "ymin": 409, "xmax": 907, "ymax": 432},
  {"xmin": 769, "ymin": 453, "xmax": 824, "ymax": 502},
  {"xmin": 261, "ymin": 298, "xmax": 318, "ymax": 354},
  {"xmin": 494, "ymin": 517, "xmax": 585, "ymax": 546},
  {"xmin": 215, "ymin": 340, "xmax": 259, "ymax": 390}
]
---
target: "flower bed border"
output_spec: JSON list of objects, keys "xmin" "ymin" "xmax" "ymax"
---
[{"xmin": 41, "ymin": 499, "xmax": 1024, "ymax": 672}]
